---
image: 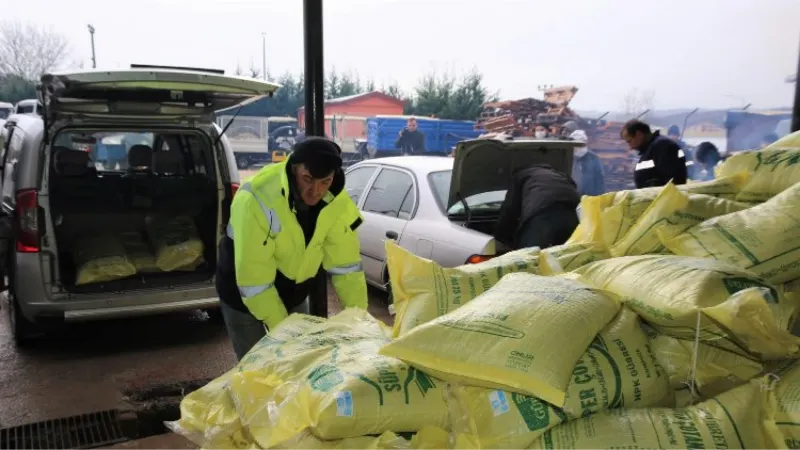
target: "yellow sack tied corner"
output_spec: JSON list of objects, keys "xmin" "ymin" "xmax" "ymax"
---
[
  {"xmin": 227, "ymin": 309, "xmax": 449, "ymax": 448},
  {"xmin": 144, "ymin": 214, "xmax": 205, "ymax": 272},
  {"xmin": 449, "ymin": 308, "xmax": 670, "ymax": 449},
  {"xmin": 380, "ymin": 273, "xmax": 621, "ymax": 407},
  {"xmin": 662, "ymin": 181, "xmax": 800, "ymax": 284},
  {"xmin": 73, "ymin": 233, "xmax": 137, "ymax": 285},
  {"xmin": 575, "ymin": 255, "xmax": 800, "ymax": 359},
  {"xmin": 386, "ymin": 241, "xmax": 542, "ymax": 337},
  {"xmin": 166, "ymin": 314, "xmax": 328, "ymax": 450},
  {"xmin": 717, "ymin": 147, "xmax": 800, "ymax": 202},
  {"xmin": 776, "ymin": 361, "xmax": 800, "ymax": 449},
  {"xmin": 643, "ymin": 323, "xmax": 763, "ymax": 402},
  {"xmin": 528, "ymin": 375, "xmax": 784, "ymax": 449},
  {"xmin": 537, "ymin": 242, "xmax": 610, "ymax": 275},
  {"xmin": 570, "ymin": 173, "xmax": 749, "ymax": 247}
]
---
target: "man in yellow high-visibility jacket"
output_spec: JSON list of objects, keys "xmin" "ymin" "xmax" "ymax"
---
[{"xmin": 216, "ymin": 137, "xmax": 368, "ymax": 360}]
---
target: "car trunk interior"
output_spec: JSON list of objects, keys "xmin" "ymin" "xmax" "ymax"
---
[{"xmin": 46, "ymin": 130, "xmax": 222, "ymax": 294}]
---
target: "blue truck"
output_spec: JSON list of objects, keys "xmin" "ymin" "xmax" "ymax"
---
[{"xmin": 362, "ymin": 115, "xmax": 483, "ymax": 158}]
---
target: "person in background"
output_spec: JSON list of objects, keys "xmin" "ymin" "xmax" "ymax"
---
[
  {"xmin": 694, "ymin": 141, "xmax": 722, "ymax": 181},
  {"xmin": 667, "ymin": 124, "xmax": 697, "ymax": 179},
  {"xmin": 622, "ymin": 119, "xmax": 687, "ymax": 188},
  {"xmin": 561, "ymin": 120, "xmax": 580, "ymax": 138},
  {"xmin": 570, "ymin": 130, "xmax": 605, "ymax": 196},
  {"xmin": 761, "ymin": 132, "xmax": 779, "ymax": 149},
  {"xmin": 395, "ymin": 118, "xmax": 426, "ymax": 155},
  {"xmin": 216, "ymin": 137, "xmax": 368, "ymax": 361},
  {"xmin": 494, "ymin": 163, "xmax": 580, "ymax": 250},
  {"xmin": 534, "ymin": 124, "xmax": 549, "ymax": 139},
  {"xmin": 295, "ymin": 127, "xmax": 306, "ymax": 144}
]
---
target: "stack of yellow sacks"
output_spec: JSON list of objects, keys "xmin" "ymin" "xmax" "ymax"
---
[{"xmin": 169, "ymin": 131, "xmax": 800, "ymax": 449}]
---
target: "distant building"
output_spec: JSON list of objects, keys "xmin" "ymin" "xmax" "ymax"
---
[{"xmin": 297, "ymin": 91, "xmax": 405, "ymax": 140}]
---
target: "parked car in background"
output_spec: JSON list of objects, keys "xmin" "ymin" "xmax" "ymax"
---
[
  {"xmin": 13, "ymin": 99, "xmax": 41, "ymax": 116},
  {"xmin": 344, "ymin": 138, "xmax": 577, "ymax": 300},
  {"xmin": 1, "ymin": 66, "xmax": 278, "ymax": 344},
  {"xmin": 0, "ymin": 102, "xmax": 13, "ymax": 120}
]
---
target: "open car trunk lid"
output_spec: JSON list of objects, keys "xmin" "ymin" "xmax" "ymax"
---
[
  {"xmin": 39, "ymin": 68, "xmax": 280, "ymax": 121},
  {"xmin": 447, "ymin": 138, "xmax": 581, "ymax": 213}
]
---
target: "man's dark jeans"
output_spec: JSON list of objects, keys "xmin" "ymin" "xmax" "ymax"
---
[{"xmin": 516, "ymin": 204, "xmax": 579, "ymax": 250}]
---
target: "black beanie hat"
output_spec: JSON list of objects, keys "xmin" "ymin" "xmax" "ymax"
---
[{"xmin": 290, "ymin": 137, "xmax": 342, "ymax": 178}]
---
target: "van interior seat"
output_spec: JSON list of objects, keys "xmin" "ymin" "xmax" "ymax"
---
[
  {"xmin": 127, "ymin": 144, "xmax": 154, "ymax": 174},
  {"xmin": 152, "ymin": 149, "xmax": 184, "ymax": 176},
  {"xmin": 52, "ymin": 146, "xmax": 94, "ymax": 177}
]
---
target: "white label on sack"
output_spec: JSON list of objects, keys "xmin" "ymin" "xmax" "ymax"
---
[
  {"xmin": 635, "ymin": 160, "xmax": 655, "ymax": 171},
  {"xmin": 336, "ymin": 391, "xmax": 354, "ymax": 417},
  {"xmin": 489, "ymin": 390, "xmax": 510, "ymax": 416}
]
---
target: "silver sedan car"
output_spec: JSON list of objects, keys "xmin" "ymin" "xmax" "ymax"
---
[{"xmin": 344, "ymin": 138, "xmax": 578, "ymax": 293}]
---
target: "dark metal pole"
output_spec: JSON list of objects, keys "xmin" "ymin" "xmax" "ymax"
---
[
  {"xmin": 792, "ymin": 36, "xmax": 800, "ymax": 133},
  {"xmin": 303, "ymin": 0, "xmax": 328, "ymax": 318}
]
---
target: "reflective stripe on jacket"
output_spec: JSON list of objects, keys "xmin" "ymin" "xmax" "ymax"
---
[{"xmin": 227, "ymin": 161, "xmax": 368, "ymax": 329}]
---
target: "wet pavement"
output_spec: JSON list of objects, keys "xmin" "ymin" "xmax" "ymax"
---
[{"xmin": 0, "ymin": 285, "xmax": 390, "ymax": 431}]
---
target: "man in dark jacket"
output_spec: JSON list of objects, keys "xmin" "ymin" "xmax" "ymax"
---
[
  {"xmin": 622, "ymin": 120, "xmax": 687, "ymax": 188},
  {"xmin": 494, "ymin": 163, "xmax": 581, "ymax": 250},
  {"xmin": 395, "ymin": 118, "xmax": 426, "ymax": 155}
]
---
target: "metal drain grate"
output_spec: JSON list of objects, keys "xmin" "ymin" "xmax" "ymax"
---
[{"xmin": 0, "ymin": 409, "xmax": 128, "ymax": 449}]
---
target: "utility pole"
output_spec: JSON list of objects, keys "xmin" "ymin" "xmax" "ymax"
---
[
  {"xmin": 87, "ymin": 24, "xmax": 96, "ymax": 69},
  {"xmin": 261, "ymin": 32, "xmax": 267, "ymax": 80}
]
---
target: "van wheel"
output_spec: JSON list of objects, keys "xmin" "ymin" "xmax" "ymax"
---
[
  {"xmin": 236, "ymin": 155, "xmax": 250, "ymax": 170},
  {"xmin": 7, "ymin": 290, "xmax": 42, "ymax": 346}
]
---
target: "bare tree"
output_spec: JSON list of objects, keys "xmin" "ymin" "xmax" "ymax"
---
[
  {"xmin": 0, "ymin": 21, "xmax": 69, "ymax": 80},
  {"xmin": 248, "ymin": 60, "xmax": 261, "ymax": 79},
  {"xmin": 234, "ymin": 63, "xmax": 244, "ymax": 76},
  {"xmin": 622, "ymin": 87, "xmax": 656, "ymax": 117}
]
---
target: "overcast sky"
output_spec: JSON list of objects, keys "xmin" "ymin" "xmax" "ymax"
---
[{"xmin": 6, "ymin": 0, "xmax": 799, "ymax": 111}]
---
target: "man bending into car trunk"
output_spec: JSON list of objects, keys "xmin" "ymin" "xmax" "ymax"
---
[
  {"xmin": 216, "ymin": 138, "xmax": 369, "ymax": 361},
  {"xmin": 494, "ymin": 163, "xmax": 581, "ymax": 250}
]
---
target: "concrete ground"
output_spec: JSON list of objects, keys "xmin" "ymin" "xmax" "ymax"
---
[{"xmin": 0, "ymin": 285, "xmax": 390, "ymax": 431}]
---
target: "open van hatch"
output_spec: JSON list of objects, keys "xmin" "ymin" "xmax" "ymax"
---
[{"xmin": 40, "ymin": 68, "xmax": 281, "ymax": 120}]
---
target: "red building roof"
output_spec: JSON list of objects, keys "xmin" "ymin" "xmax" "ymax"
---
[{"xmin": 297, "ymin": 91, "xmax": 404, "ymax": 111}]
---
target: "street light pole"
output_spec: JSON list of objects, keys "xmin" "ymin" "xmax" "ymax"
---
[
  {"xmin": 87, "ymin": 25, "xmax": 96, "ymax": 69},
  {"xmin": 261, "ymin": 32, "xmax": 267, "ymax": 80}
]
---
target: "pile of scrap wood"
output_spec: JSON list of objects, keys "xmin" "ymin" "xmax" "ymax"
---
[{"xmin": 477, "ymin": 86, "xmax": 580, "ymax": 135}]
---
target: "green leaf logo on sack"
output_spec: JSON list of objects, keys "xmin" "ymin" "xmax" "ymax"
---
[
  {"xmin": 754, "ymin": 150, "xmax": 800, "ymax": 172},
  {"xmin": 308, "ymin": 363, "xmax": 345, "ymax": 392}
]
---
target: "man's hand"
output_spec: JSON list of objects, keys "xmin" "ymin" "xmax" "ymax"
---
[{"xmin": 398, "ymin": 129, "xmax": 405, "ymax": 137}]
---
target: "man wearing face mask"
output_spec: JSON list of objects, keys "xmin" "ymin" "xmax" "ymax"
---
[
  {"xmin": 534, "ymin": 124, "xmax": 549, "ymax": 139},
  {"xmin": 570, "ymin": 130, "xmax": 605, "ymax": 196},
  {"xmin": 621, "ymin": 119, "xmax": 687, "ymax": 189},
  {"xmin": 215, "ymin": 137, "xmax": 368, "ymax": 360}
]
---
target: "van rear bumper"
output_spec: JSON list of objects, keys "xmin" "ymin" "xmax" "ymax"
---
[{"xmin": 62, "ymin": 296, "xmax": 220, "ymax": 321}]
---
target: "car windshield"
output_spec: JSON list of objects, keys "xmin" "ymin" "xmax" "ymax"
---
[
  {"xmin": 0, "ymin": 108, "xmax": 11, "ymax": 119},
  {"xmin": 428, "ymin": 170, "xmax": 507, "ymax": 214},
  {"xmin": 17, "ymin": 104, "xmax": 34, "ymax": 114}
]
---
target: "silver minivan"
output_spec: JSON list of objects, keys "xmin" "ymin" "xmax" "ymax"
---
[{"xmin": 1, "ymin": 67, "xmax": 279, "ymax": 343}]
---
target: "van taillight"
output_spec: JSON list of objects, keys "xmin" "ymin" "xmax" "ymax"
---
[
  {"xmin": 231, "ymin": 182, "xmax": 240, "ymax": 198},
  {"xmin": 16, "ymin": 189, "xmax": 40, "ymax": 253}
]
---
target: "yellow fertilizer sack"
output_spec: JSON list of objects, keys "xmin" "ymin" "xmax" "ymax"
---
[
  {"xmin": 144, "ymin": 214, "xmax": 205, "ymax": 272},
  {"xmin": 575, "ymin": 255, "xmax": 800, "ymax": 359},
  {"xmin": 227, "ymin": 309, "xmax": 449, "ymax": 448},
  {"xmin": 276, "ymin": 431, "xmax": 412, "ymax": 450},
  {"xmin": 662, "ymin": 182, "xmax": 800, "ymax": 284},
  {"xmin": 409, "ymin": 426, "xmax": 452, "ymax": 449},
  {"xmin": 73, "ymin": 233, "xmax": 137, "ymax": 285},
  {"xmin": 528, "ymin": 376, "xmax": 784, "ymax": 449},
  {"xmin": 118, "ymin": 231, "xmax": 160, "ymax": 273},
  {"xmin": 380, "ymin": 273, "xmax": 621, "ymax": 407},
  {"xmin": 717, "ymin": 148, "xmax": 800, "ymax": 202},
  {"xmin": 768, "ymin": 129, "xmax": 800, "ymax": 150},
  {"xmin": 775, "ymin": 361, "xmax": 800, "ymax": 448},
  {"xmin": 537, "ymin": 242, "xmax": 610, "ymax": 275},
  {"xmin": 386, "ymin": 241, "xmax": 541, "ymax": 337},
  {"xmin": 644, "ymin": 325, "xmax": 763, "ymax": 395},
  {"xmin": 572, "ymin": 173, "xmax": 749, "ymax": 247},
  {"xmin": 448, "ymin": 308, "xmax": 670, "ymax": 449}
]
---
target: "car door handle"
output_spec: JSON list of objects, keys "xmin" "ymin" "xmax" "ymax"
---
[{"xmin": 385, "ymin": 230, "xmax": 399, "ymax": 240}]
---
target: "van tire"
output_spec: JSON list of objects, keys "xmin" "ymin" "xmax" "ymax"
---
[{"xmin": 8, "ymin": 290, "xmax": 42, "ymax": 346}]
